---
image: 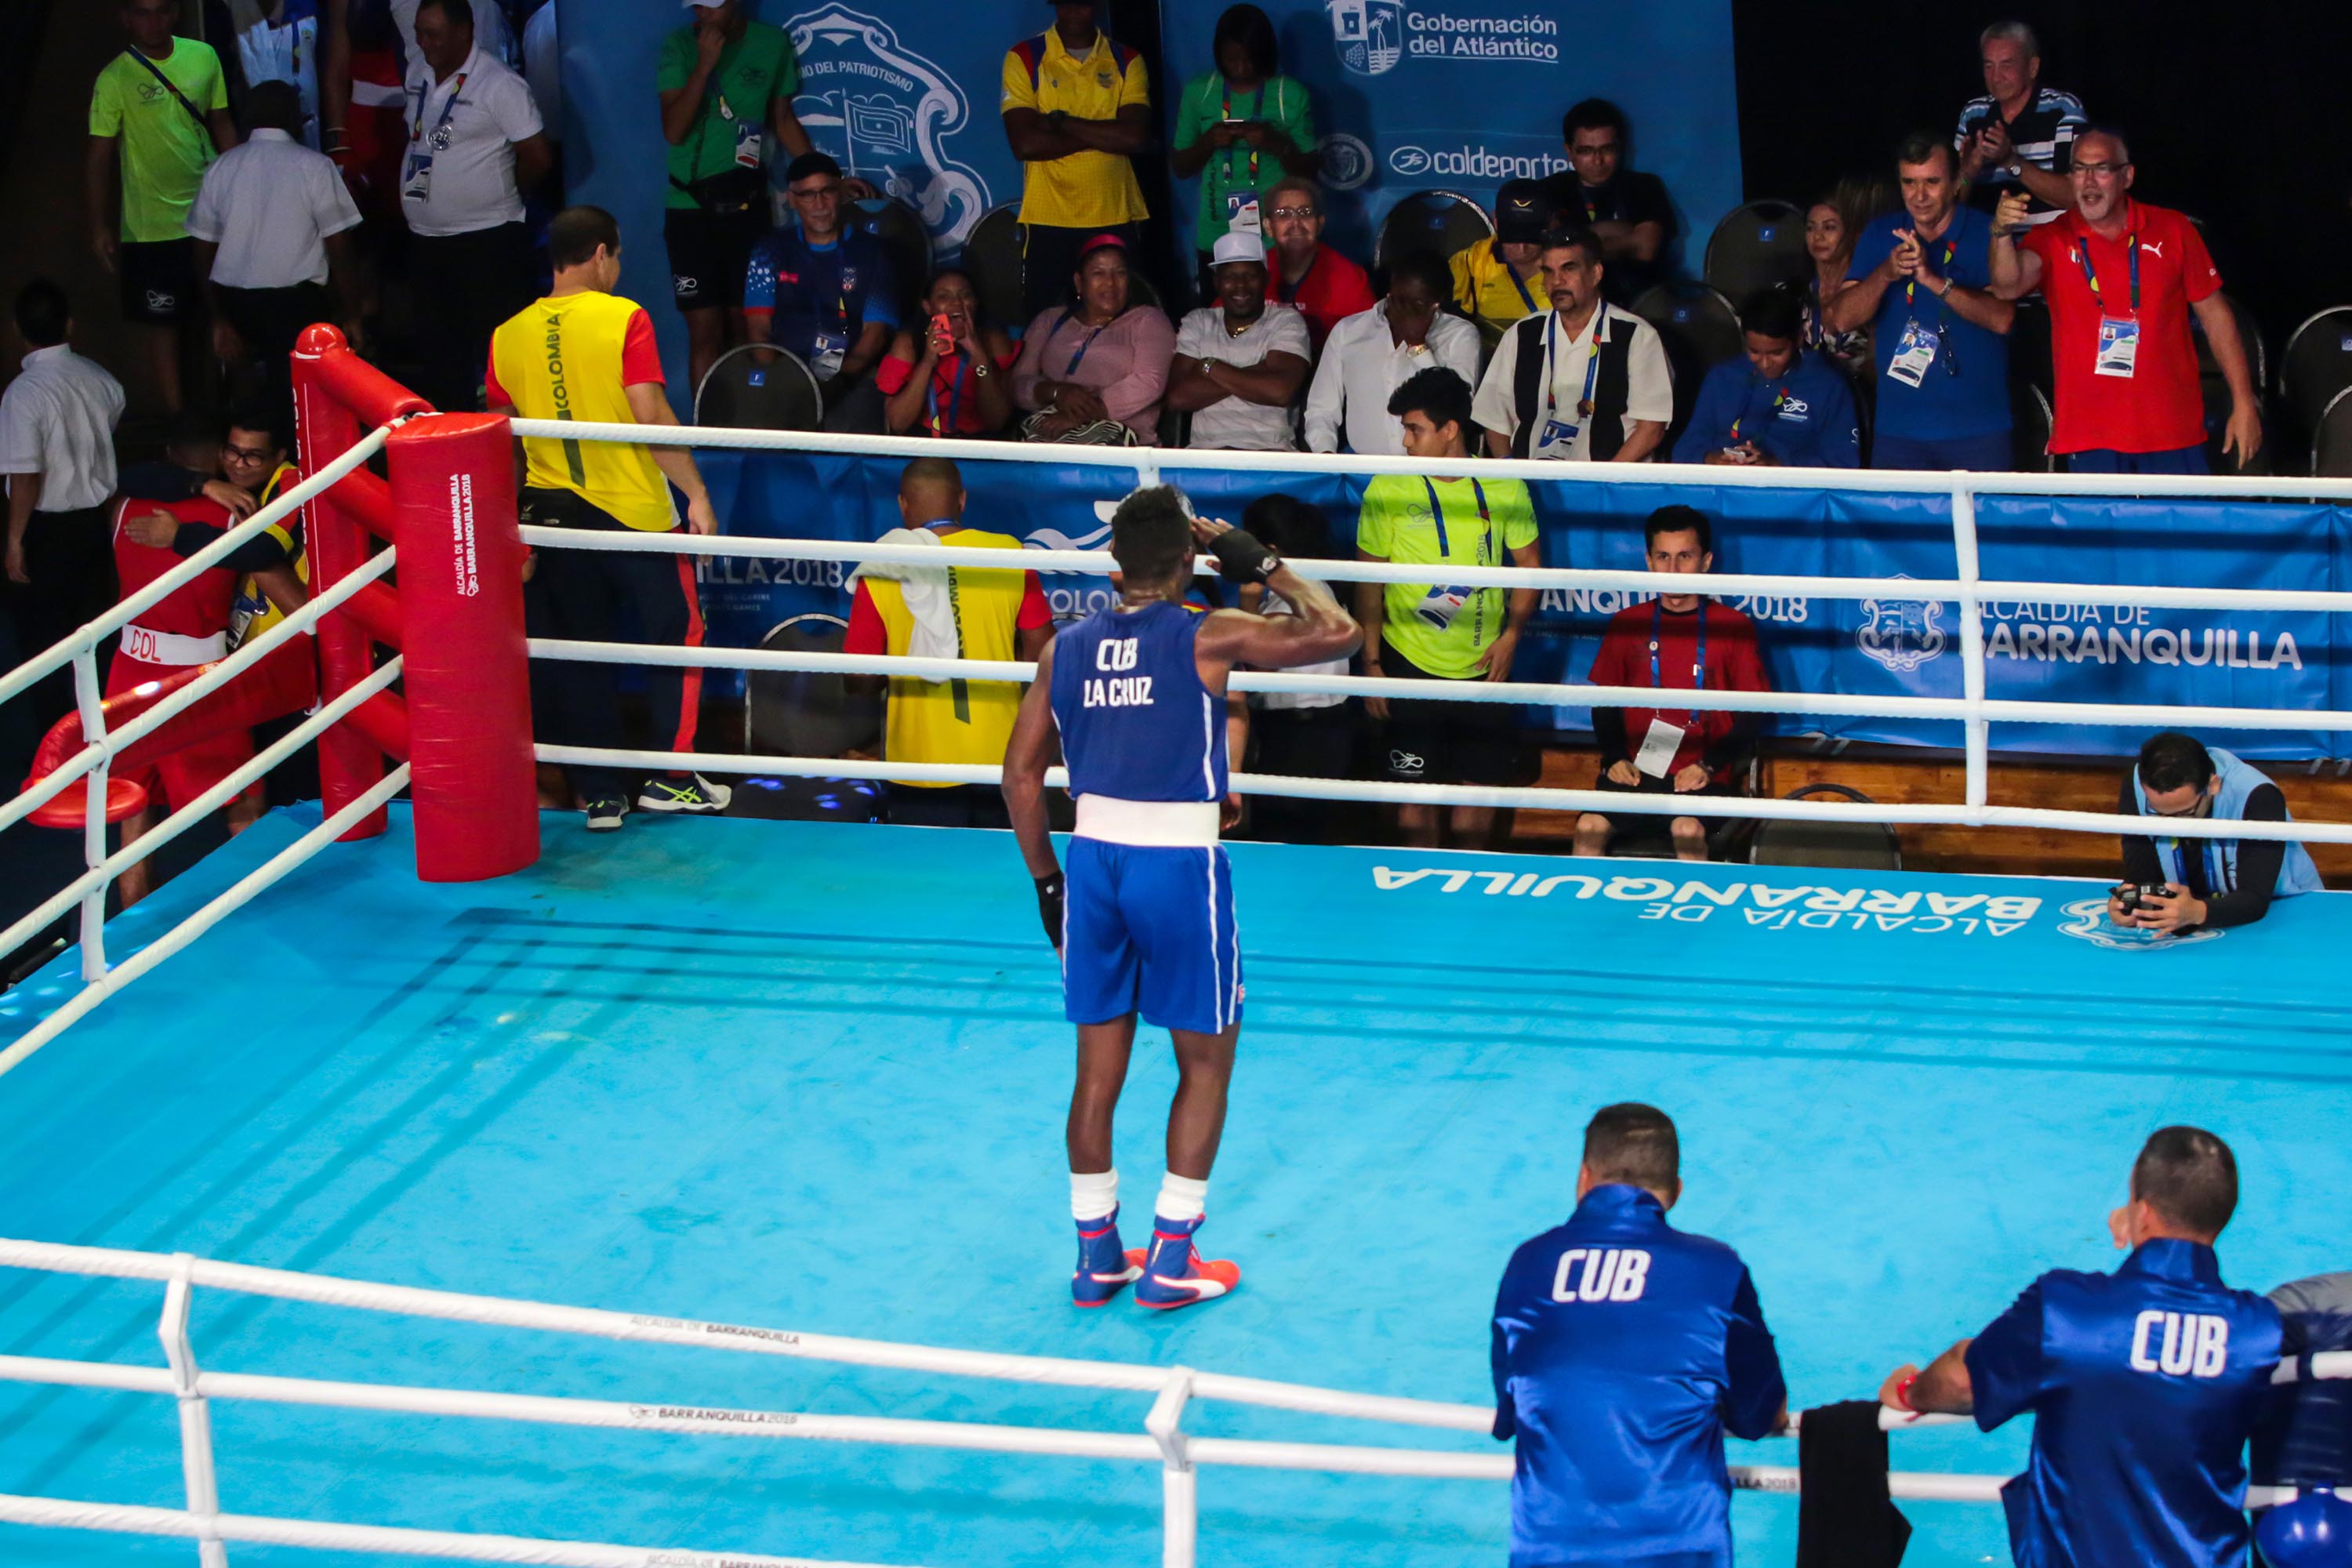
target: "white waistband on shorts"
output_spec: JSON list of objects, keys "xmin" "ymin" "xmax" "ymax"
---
[
  {"xmin": 1073, "ymin": 796, "xmax": 1221, "ymax": 848},
  {"xmin": 118, "ymin": 624, "xmax": 228, "ymax": 666}
]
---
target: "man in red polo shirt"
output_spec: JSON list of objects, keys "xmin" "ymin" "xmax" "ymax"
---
[
  {"xmin": 1574, "ymin": 506, "xmax": 1771, "ymax": 862},
  {"xmin": 1988, "ymin": 126, "xmax": 2261, "ymax": 474},
  {"xmin": 1259, "ymin": 176, "xmax": 1373, "ymax": 354}
]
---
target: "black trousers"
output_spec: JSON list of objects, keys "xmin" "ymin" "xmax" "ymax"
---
[
  {"xmin": 1247, "ymin": 702, "xmax": 1363, "ymax": 846},
  {"xmin": 408, "ymin": 222, "xmax": 535, "ymax": 413},
  {"xmin": 5, "ymin": 506, "xmax": 118, "ymax": 733},
  {"xmin": 521, "ymin": 489, "xmax": 706, "ymax": 803},
  {"xmin": 1020, "ymin": 220, "xmax": 1144, "ymax": 321},
  {"xmin": 219, "ymin": 280, "xmax": 331, "ymax": 420}
]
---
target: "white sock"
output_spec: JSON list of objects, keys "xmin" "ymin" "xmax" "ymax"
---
[
  {"xmin": 1156, "ymin": 1173, "xmax": 1209, "ymax": 1225},
  {"xmin": 1070, "ymin": 1170, "xmax": 1119, "ymax": 1224}
]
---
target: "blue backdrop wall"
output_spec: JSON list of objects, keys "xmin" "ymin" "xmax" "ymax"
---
[{"xmin": 1156, "ymin": 0, "xmax": 1744, "ymax": 270}]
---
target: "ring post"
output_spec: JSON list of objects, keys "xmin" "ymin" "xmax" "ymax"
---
[
  {"xmin": 292, "ymin": 325, "xmax": 418, "ymax": 842},
  {"xmin": 384, "ymin": 414, "xmax": 539, "ymax": 880},
  {"xmin": 157, "ymin": 1257, "xmax": 228, "ymax": 1568}
]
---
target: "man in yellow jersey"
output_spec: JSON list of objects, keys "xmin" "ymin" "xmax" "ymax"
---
[
  {"xmin": 1000, "ymin": 0, "xmax": 1152, "ymax": 319},
  {"xmin": 843, "ymin": 457, "xmax": 1053, "ymax": 828},
  {"xmin": 486, "ymin": 205, "xmax": 729, "ymax": 833},
  {"xmin": 1354, "ymin": 365, "xmax": 1540, "ymax": 850},
  {"xmin": 1450, "ymin": 180, "xmax": 1552, "ymax": 353}
]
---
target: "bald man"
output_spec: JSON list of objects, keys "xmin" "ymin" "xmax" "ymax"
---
[{"xmin": 843, "ymin": 457, "xmax": 1054, "ymax": 827}]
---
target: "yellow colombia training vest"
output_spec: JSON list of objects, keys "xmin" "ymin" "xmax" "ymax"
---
[
  {"xmin": 490, "ymin": 290, "xmax": 677, "ymax": 531},
  {"xmin": 865, "ymin": 528, "xmax": 1035, "ymax": 786}
]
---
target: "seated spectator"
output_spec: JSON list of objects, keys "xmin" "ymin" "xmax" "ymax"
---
[
  {"xmin": 1491, "ymin": 1104, "xmax": 1786, "ymax": 1567},
  {"xmin": 2, "ymin": 280, "xmax": 127, "ymax": 731},
  {"xmin": 1880, "ymin": 1127, "xmax": 2281, "ymax": 1568},
  {"xmin": 843, "ymin": 457, "xmax": 1051, "ymax": 829},
  {"xmin": 1305, "ymin": 250, "xmax": 1480, "ymax": 456},
  {"xmin": 877, "ymin": 269, "xmax": 1018, "ymax": 437},
  {"xmin": 1534, "ymin": 100, "xmax": 1675, "ymax": 303},
  {"xmin": 659, "ymin": 0, "xmax": 817, "ymax": 394},
  {"xmin": 1356, "ymin": 366, "xmax": 1538, "ymax": 850},
  {"xmin": 1258, "ymin": 176, "xmax": 1372, "ymax": 354},
  {"xmin": 1989, "ymin": 129, "xmax": 2261, "ymax": 474},
  {"xmin": 2108, "ymin": 731, "xmax": 2320, "ymax": 934},
  {"xmin": 1574, "ymin": 506, "xmax": 1769, "ymax": 862},
  {"xmin": 1954, "ymin": 20, "xmax": 2085, "ymax": 230},
  {"xmin": 1171, "ymin": 5, "xmax": 1317, "ymax": 265},
  {"xmin": 1169, "ymin": 232, "xmax": 1310, "ymax": 451},
  {"xmin": 1801, "ymin": 191, "xmax": 1870, "ymax": 374},
  {"xmin": 188, "ymin": 80, "xmax": 363, "ymax": 420},
  {"xmin": 999, "ymin": 0, "xmax": 1152, "ymax": 321},
  {"xmin": 1824, "ymin": 132, "xmax": 2015, "ymax": 472},
  {"xmin": 1672, "ymin": 287, "xmax": 1859, "ymax": 469},
  {"xmin": 1011, "ymin": 234, "xmax": 1176, "ymax": 445},
  {"xmin": 1233, "ymin": 492, "xmax": 1358, "ymax": 846},
  {"xmin": 1450, "ymin": 179, "xmax": 1551, "ymax": 351},
  {"xmin": 227, "ymin": 0, "xmax": 325, "ymax": 147},
  {"xmin": 1473, "ymin": 225, "xmax": 1671, "ymax": 462},
  {"xmin": 746, "ymin": 152, "xmax": 897, "ymax": 434}
]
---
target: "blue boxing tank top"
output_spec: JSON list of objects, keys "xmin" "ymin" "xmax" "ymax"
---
[{"xmin": 1047, "ymin": 600, "xmax": 1228, "ymax": 804}]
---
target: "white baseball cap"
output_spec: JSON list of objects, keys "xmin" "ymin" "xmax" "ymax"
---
[
  {"xmin": 1209, "ymin": 230, "xmax": 1266, "ymax": 270},
  {"xmin": 682, "ymin": 0, "xmax": 726, "ymax": 9}
]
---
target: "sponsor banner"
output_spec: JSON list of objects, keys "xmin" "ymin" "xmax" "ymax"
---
[
  {"xmin": 1157, "ymin": 0, "xmax": 1744, "ymax": 270},
  {"xmin": 697, "ymin": 453, "xmax": 2352, "ymax": 758}
]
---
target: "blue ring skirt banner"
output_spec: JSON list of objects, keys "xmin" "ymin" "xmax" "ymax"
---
[{"xmin": 695, "ymin": 451, "xmax": 2352, "ymax": 760}]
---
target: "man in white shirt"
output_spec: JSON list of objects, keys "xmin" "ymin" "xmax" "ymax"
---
[
  {"xmin": 1474, "ymin": 224, "xmax": 1671, "ymax": 462},
  {"xmin": 1303, "ymin": 250, "xmax": 1480, "ymax": 455},
  {"xmin": 400, "ymin": 0, "xmax": 550, "ymax": 412},
  {"xmin": 1167, "ymin": 230, "xmax": 1311, "ymax": 451},
  {"xmin": 2, "ymin": 281, "xmax": 129, "ymax": 727},
  {"xmin": 228, "ymin": 0, "xmax": 324, "ymax": 147},
  {"xmin": 190, "ymin": 80, "xmax": 362, "ymax": 409}
]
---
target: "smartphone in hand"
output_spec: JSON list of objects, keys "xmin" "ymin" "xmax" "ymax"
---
[{"xmin": 928, "ymin": 312, "xmax": 955, "ymax": 356}]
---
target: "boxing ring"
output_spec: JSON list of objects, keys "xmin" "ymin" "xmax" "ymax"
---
[{"xmin": 2, "ymin": 336, "xmax": 2351, "ymax": 1566}]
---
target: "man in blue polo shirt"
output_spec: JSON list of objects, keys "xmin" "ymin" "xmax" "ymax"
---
[
  {"xmin": 1824, "ymin": 131, "xmax": 2016, "ymax": 470},
  {"xmin": 1491, "ymin": 1103, "xmax": 1787, "ymax": 1567},
  {"xmin": 743, "ymin": 151, "xmax": 898, "ymax": 433},
  {"xmin": 1881, "ymin": 1126, "xmax": 2282, "ymax": 1568},
  {"xmin": 1673, "ymin": 286, "xmax": 1859, "ymax": 469}
]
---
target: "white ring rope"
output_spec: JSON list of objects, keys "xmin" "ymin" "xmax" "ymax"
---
[
  {"xmin": 0, "ymin": 1239, "xmax": 2332, "ymax": 1568},
  {"xmin": 503, "ymin": 417, "xmax": 2352, "ymax": 503}
]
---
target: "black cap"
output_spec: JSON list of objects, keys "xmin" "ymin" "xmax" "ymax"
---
[
  {"xmin": 1495, "ymin": 179, "xmax": 1552, "ymax": 244},
  {"xmin": 783, "ymin": 151, "xmax": 842, "ymax": 185}
]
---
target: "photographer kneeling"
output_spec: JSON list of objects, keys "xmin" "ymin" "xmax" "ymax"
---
[{"xmin": 2111, "ymin": 731, "xmax": 2321, "ymax": 933}]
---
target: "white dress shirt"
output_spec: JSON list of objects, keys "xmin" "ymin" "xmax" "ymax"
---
[
  {"xmin": 1174, "ymin": 304, "xmax": 1312, "ymax": 452},
  {"xmin": 188, "ymin": 128, "xmax": 362, "ymax": 289},
  {"xmin": 1302, "ymin": 300, "xmax": 1483, "ymax": 455},
  {"xmin": 0, "ymin": 346, "xmax": 126, "ymax": 513},
  {"xmin": 399, "ymin": 46, "xmax": 543, "ymax": 238},
  {"xmin": 1472, "ymin": 301, "xmax": 1673, "ymax": 459}
]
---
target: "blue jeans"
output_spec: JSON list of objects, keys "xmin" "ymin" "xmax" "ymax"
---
[
  {"xmin": 2065, "ymin": 444, "xmax": 2209, "ymax": 475},
  {"xmin": 1870, "ymin": 431, "xmax": 2013, "ymax": 472}
]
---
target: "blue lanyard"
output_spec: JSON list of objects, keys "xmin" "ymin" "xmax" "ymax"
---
[
  {"xmin": 1544, "ymin": 310, "xmax": 1602, "ymax": 428},
  {"xmin": 1057, "ymin": 314, "xmax": 1109, "ymax": 377},
  {"xmin": 1728, "ymin": 379, "xmax": 1791, "ymax": 441},
  {"xmin": 1220, "ymin": 78, "xmax": 1263, "ymax": 189},
  {"xmin": 410, "ymin": 70, "xmax": 466, "ymax": 144},
  {"xmin": 1650, "ymin": 599, "xmax": 1708, "ymax": 726},
  {"xmin": 1498, "ymin": 242, "xmax": 1537, "ymax": 312},
  {"xmin": 927, "ymin": 351, "xmax": 965, "ymax": 435},
  {"xmin": 1420, "ymin": 476, "xmax": 1488, "ymax": 557},
  {"xmin": 2075, "ymin": 213, "xmax": 2142, "ymax": 314}
]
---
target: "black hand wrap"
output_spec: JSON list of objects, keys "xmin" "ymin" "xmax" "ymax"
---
[
  {"xmin": 1035, "ymin": 873, "xmax": 1067, "ymax": 950},
  {"xmin": 1207, "ymin": 527, "xmax": 1279, "ymax": 585}
]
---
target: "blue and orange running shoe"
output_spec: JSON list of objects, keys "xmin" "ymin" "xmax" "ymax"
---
[
  {"xmin": 1132, "ymin": 1214, "xmax": 1240, "ymax": 1311},
  {"xmin": 1073, "ymin": 1206, "xmax": 1144, "ymax": 1308}
]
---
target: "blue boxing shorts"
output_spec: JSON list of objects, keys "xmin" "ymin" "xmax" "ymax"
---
[{"xmin": 1062, "ymin": 837, "xmax": 1243, "ymax": 1035}]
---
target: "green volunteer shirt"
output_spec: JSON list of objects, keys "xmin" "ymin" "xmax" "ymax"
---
[
  {"xmin": 1356, "ymin": 473, "xmax": 1539, "ymax": 679},
  {"xmin": 1172, "ymin": 71, "xmax": 1314, "ymax": 243},
  {"xmin": 658, "ymin": 20, "xmax": 800, "ymax": 212},
  {"xmin": 89, "ymin": 39, "xmax": 228, "ymax": 243}
]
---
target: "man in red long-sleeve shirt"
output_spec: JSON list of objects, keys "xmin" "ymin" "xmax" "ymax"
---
[{"xmin": 1576, "ymin": 506, "xmax": 1771, "ymax": 861}]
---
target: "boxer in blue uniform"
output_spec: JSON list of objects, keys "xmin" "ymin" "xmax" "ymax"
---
[
  {"xmin": 1490, "ymin": 1103, "xmax": 1788, "ymax": 1566},
  {"xmin": 1003, "ymin": 485, "xmax": 1359, "ymax": 1309},
  {"xmin": 1883, "ymin": 1126, "xmax": 2283, "ymax": 1568}
]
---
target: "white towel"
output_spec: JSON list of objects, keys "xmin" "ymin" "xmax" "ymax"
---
[{"xmin": 851, "ymin": 527, "xmax": 960, "ymax": 681}]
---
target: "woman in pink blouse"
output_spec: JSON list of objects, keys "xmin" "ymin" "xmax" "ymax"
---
[{"xmin": 1011, "ymin": 234, "xmax": 1177, "ymax": 445}]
